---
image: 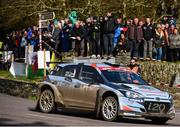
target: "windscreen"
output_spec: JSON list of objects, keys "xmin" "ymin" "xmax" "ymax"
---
[{"xmin": 102, "ymin": 70, "xmax": 148, "ymax": 85}]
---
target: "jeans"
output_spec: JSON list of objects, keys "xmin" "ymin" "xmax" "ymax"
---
[
  {"xmin": 92, "ymin": 33, "xmax": 100, "ymax": 55},
  {"xmin": 72, "ymin": 39, "xmax": 85, "ymax": 56},
  {"xmin": 139, "ymin": 40, "xmax": 144, "ymax": 58},
  {"xmin": 103, "ymin": 33, "xmax": 114, "ymax": 55},
  {"xmin": 129, "ymin": 40, "xmax": 139, "ymax": 58},
  {"xmin": 144, "ymin": 40, "xmax": 153, "ymax": 59},
  {"xmin": 162, "ymin": 45, "xmax": 166, "ymax": 60},
  {"xmin": 154, "ymin": 47, "xmax": 162, "ymax": 60}
]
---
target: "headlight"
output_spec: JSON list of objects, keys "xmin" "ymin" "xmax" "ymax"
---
[{"xmin": 125, "ymin": 91, "xmax": 143, "ymax": 99}]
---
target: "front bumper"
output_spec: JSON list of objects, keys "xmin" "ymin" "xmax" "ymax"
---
[{"xmin": 118, "ymin": 97, "xmax": 175, "ymax": 120}]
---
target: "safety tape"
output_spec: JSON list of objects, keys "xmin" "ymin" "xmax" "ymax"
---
[{"xmin": 41, "ymin": 40, "xmax": 62, "ymax": 58}]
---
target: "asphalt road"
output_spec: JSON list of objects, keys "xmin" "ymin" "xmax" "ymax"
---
[{"xmin": 0, "ymin": 93, "xmax": 180, "ymax": 126}]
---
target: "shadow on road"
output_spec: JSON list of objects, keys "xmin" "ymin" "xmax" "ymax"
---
[
  {"xmin": 0, "ymin": 117, "xmax": 50, "ymax": 126},
  {"xmin": 29, "ymin": 107, "xmax": 180, "ymax": 126}
]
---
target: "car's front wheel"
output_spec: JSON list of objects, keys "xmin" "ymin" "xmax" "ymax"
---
[
  {"xmin": 101, "ymin": 96, "xmax": 118, "ymax": 121},
  {"xmin": 150, "ymin": 117, "xmax": 169, "ymax": 124},
  {"xmin": 39, "ymin": 89, "xmax": 55, "ymax": 113}
]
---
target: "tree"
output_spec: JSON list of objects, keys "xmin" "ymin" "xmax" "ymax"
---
[{"xmin": 0, "ymin": 0, "xmax": 179, "ymax": 33}]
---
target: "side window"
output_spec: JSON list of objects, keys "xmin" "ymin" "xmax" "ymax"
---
[
  {"xmin": 54, "ymin": 67, "xmax": 63, "ymax": 76},
  {"xmin": 79, "ymin": 66, "xmax": 103, "ymax": 84},
  {"xmin": 50, "ymin": 66, "xmax": 62, "ymax": 76},
  {"xmin": 62, "ymin": 65, "xmax": 77, "ymax": 78}
]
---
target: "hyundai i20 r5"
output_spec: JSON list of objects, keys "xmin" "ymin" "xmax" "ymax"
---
[{"xmin": 36, "ymin": 63, "xmax": 175, "ymax": 124}]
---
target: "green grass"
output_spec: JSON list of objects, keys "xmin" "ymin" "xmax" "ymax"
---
[
  {"xmin": 0, "ymin": 71, "xmax": 11, "ymax": 77},
  {"xmin": 0, "ymin": 71, "xmax": 43, "ymax": 83}
]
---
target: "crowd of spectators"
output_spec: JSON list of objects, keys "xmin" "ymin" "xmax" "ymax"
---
[{"xmin": 1, "ymin": 11, "xmax": 180, "ymax": 62}]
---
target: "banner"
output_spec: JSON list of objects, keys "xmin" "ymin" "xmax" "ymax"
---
[{"xmin": 38, "ymin": 51, "xmax": 50, "ymax": 69}]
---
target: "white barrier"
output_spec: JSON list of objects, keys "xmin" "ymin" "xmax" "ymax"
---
[{"xmin": 9, "ymin": 62, "xmax": 26, "ymax": 77}]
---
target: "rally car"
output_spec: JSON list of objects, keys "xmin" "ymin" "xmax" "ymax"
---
[{"xmin": 36, "ymin": 62, "xmax": 175, "ymax": 124}]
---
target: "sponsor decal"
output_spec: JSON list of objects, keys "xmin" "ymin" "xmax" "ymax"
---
[{"xmin": 97, "ymin": 66, "xmax": 129, "ymax": 71}]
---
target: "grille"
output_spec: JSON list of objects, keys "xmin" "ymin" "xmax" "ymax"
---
[{"xmin": 144, "ymin": 101, "xmax": 171, "ymax": 113}]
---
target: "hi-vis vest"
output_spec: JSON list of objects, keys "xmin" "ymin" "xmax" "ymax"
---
[{"xmin": 0, "ymin": 41, "xmax": 3, "ymax": 55}]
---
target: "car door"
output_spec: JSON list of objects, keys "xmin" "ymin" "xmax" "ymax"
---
[
  {"xmin": 71, "ymin": 65, "xmax": 102, "ymax": 109},
  {"xmin": 57, "ymin": 65, "xmax": 80, "ymax": 107}
]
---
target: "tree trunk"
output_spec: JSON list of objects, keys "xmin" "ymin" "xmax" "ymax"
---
[{"xmin": 123, "ymin": 0, "xmax": 127, "ymax": 18}]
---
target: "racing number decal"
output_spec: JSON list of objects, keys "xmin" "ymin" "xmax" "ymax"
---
[{"xmin": 148, "ymin": 103, "xmax": 166, "ymax": 112}]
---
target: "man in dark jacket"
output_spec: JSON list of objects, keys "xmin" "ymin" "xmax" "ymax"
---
[
  {"xmin": 52, "ymin": 21, "xmax": 61, "ymax": 52},
  {"xmin": 84, "ymin": 18, "xmax": 92, "ymax": 56},
  {"xmin": 103, "ymin": 12, "xmax": 116, "ymax": 57},
  {"xmin": 72, "ymin": 21, "xmax": 85, "ymax": 56},
  {"xmin": 127, "ymin": 18, "xmax": 143, "ymax": 59},
  {"xmin": 91, "ymin": 17, "xmax": 101, "ymax": 57},
  {"xmin": 142, "ymin": 18, "xmax": 156, "ymax": 59}
]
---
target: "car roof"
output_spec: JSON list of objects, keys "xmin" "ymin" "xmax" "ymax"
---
[{"xmin": 57, "ymin": 63, "xmax": 131, "ymax": 72}]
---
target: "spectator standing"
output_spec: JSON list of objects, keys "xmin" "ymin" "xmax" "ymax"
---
[
  {"xmin": 15, "ymin": 31, "xmax": 21, "ymax": 58},
  {"xmin": 127, "ymin": 18, "xmax": 143, "ymax": 59},
  {"xmin": 99, "ymin": 16, "xmax": 105, "ymax": 56},
  {"xmin": 169, "ymin": 28, "xmax": 180, "ymax": 62},
  {"xmin": 62, "ymin": 18, "xmax": 71, "ymax": 52},
  {"xmin": 91, "ymin": 17, "xmax": 101, "ymax": 58},
  {"xmin": 20, "ymin": 31, "xmax": 28, "ymax": 58},
  {"xmin": 153, "ymin": 24, "xmax": 165, "ymax": 61},
  {"xmin": 52, "ymin": 20, "xmax": 62, "ymax": 53},
  {"xmin": 142, "ymin": 18, "xmax": 155, "ymax": 60},
  {"xmin": 161, "ymin": 24, "xmax": 169, "ymax": 60},
  {"xmin": 84, "ymin": 18, "xmax": 92, "ymax": 56},
  {"xmin": 72, "ymin": 21, "xmax": 85, "ymax": 56},
  {"xmin": 114, "ymin": 18, "xmax": 123, "ymax": 48},
  {"xmin": 138, "ymin": 20, "xmax": 144, "ymax": 59},
  {"xmin": 103, "ymin": 12, "xmax": 116, "ymax": 57},
  {"xmin": 165, "ymin": 23, "xmax": 172, "ymax": 61},
  {"xmin": 169, "ymin": 17, "xmax": 177, "ymax": 27}
]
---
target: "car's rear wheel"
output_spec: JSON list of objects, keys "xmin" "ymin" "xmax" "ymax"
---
[
  {"xmin": 150, "ymin": 117, "xmax": 169, "ymax": 124},
  {"xmin": 39, "ymin": 89, "xmax": 55, "ymax": 113},
  {"xmin": 101, "ymin": 96, "xmax": 118, "ymax": 122}
]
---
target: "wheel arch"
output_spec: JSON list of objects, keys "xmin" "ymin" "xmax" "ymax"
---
[
  {"xmin": 95, "ymin": 90, "xmax": 119, "ymax": 118},
  {"xmin": 36, "ymin": 82, "xmax": 65, "ymax": 110},
  {"xmin": 102, "ymin": 91, "xmax": 119, "ymax": 101}
]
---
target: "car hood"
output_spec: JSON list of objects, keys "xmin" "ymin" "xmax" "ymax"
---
[{"xmin": 120, "ymin": 83, "xmax": 169, "ymax": 99}]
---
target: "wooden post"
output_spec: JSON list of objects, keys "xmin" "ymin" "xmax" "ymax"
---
[
  {"xmin": 44, "ymin": 49, "xmax": 46, "ymax": 79},
  {"xmin": 11, "ymin": 53, "xmax": 14, "ymax": 63}
]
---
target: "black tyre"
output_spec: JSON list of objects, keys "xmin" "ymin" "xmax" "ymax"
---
[
  {"xmin": 150, "ymin": 118, "xmax": 169, "ymax": 124},
  {"xmin": 101, "ymin": 96, "xmax": 118, "ymax": 122},
  {"xmin": 39, "ymin": 89, "xmax": 56, "ymax": 113}
]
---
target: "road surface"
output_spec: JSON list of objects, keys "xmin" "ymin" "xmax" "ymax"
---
[{"xmin": 0, "ymin": 93, "xmax": 180, "ymax": 126}]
